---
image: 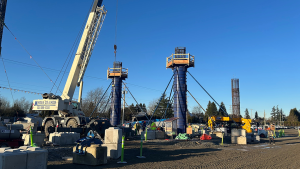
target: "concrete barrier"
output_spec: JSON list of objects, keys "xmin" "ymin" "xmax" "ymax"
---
[
  {"xmin": 73, "ymin": 144, "xmax": 107, "ymax": 165},
  {"xmin": 104, "ymin": 127, "xmax": 122, "ymax": 144},
  {"xmin": 102, "ymin": 143, "xmax": 121, "ymax": 159},
  {"xmin": 0, "ymin": 149, "xmax": 27, "ymax": 169},
  {"xmin": 22, "ymin": 133, "xmax": 45, "ymax": 147}
]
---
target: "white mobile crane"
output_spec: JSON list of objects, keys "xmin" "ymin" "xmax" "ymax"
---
[{"xmin": 32, "ymin": 0, "xmax": 107, "ymax": 137}]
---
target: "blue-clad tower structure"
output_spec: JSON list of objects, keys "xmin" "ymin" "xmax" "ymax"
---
[
  {"xmin": 107, "ymin": 61, "xmax": 128, "ymax": 126},
  {"xmin": 166, "ymin": 47, "xmax": 194, "ymax": 133}
]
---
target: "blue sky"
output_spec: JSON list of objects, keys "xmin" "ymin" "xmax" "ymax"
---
[{"xmin": 0, "ymin": 0, "xmax": 299, "ymax": 118}]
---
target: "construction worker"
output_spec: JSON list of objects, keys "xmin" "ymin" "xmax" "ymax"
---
[
  {"xmin": 136, "ymin": 123, "xmax": 141, "ymax": 135},
  {"xmin": 268, "ymin": 129, "xmax": 275, "ymax": 145},
  {"xmin": 142, "ymin": 121, "xmax": 146, "ymax": 131}
]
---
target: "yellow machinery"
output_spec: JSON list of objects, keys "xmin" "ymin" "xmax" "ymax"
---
[{"xmin": 208, "ymin": 116, "xmax": 252, "ymax": 133}]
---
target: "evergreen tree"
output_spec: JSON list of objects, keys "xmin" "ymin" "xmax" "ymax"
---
[
  {"xmin": 287, "ymin": 108, "xmax": 299, "ymax": 122},
  {"xmin": 152, "ymin": 94, "xmax": 173, "ymax": 119},
  {"xmin": 244, "ymin": 108, "xmax": 250, "ymax": 119},
  {"xmin": 205, "ymin": 101, "xmax": 218, "ymax": 119},
  {"xmin": 218, "ymin": 102, "xmax": 227, "ymax": 116},
  {"xmin": 255, "ymin": 111, "xmax": 258, "ymax": 119}
]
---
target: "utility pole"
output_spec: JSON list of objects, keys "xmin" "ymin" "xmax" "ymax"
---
[
  {"xmin": 122, "ymin": 83, "xmax": 127, "ymax": 125},
  {"xmin": 264, "ymin": 110, "xmax": 266, "ymax": 126},
  {"xmin": 251, "ymin": 109, "xmax": 253, "ymax": 120},
  {"xmin": 280, "ymin": 109, "xmax": 282, "ymax": 126}
]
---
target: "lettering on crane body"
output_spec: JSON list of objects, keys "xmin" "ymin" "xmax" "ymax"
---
[{"xmin": 32, "ymin": 99, "xmax": 59, "ymax": 110}]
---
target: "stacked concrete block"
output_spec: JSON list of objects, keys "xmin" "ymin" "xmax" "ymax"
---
[
  {"xmin": 13, "ymin": 121, "xmax": 37, "ymax": 133},
  {"xmin": 103, "ymin": 127, "xmax": 122, "ymax": 159},
  {"xmin": 73, "ymin": 144, "xmax": 107, "ymax": 166},
  {"xmin": 214, "ymin": 132, "xmax": 224, "ymax": 138},
  {"xmin": 65, "ymin": 132, "xmax": 80, "ymax": 144},
  {"xmin": 22, "ymin": 133, "xmax": 45, "ymax": 147},
  {"xmin": 255, "ymin": 135, "xmax": 260, "ymax": 143},
  {"xmin": 141, "ymin": 130, "xmax": 155, "ymax": 140},
  {"xmin": 104, "ymin": 127, "xmax": 122, "ymax": 144},
  {"xmin": 0, "ymin": 149, "xmax": 27, "ymax": 169},
  {"xmin": 231, "ymin": 129, "xmax": 246, "ymax": 144},
  {"xmin": 231, "ymin": 136, "xmax": 238, "ymax": 144},
  {"xmin": 237, "ymin": 136, "xmax": 247, "ymax": 145},
  {"xmin": 20, "ymin": 147, "xmax": 48, "ymax": 169},
  {"xmin": 155, "ymin": 131, "xmax": 165, "ymax": 139},
  {"xmin": 215, "ymin": 127, "xmax": 227, "ymax": 136},
  {"xmin": 101, "ymin": 143, "xmax": 121, "ymax": 159},
  {"xmin": 231, "ymin": 129, "xmax": 246, "ymax": 137},
  {"xmin": 49, "ymin": 132, "xmax": 80, "ymax": 145}
]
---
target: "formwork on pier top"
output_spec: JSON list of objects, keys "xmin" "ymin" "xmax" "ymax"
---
[
  {"xmin": 107, "ymin": 67, "xmax": 128, "ymax": 80},
  {"xmin": 166, "ymin": 53, "xmax": 195, "ymax": 69}
]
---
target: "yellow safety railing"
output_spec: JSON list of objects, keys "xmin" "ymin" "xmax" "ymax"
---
[
  {"xmin": 166, "ymin": 53, "xmax": 194, "ymax": 67},
  {"xmin": 107, "ymin": 67, "xmax": 128, "ymax": 77}
]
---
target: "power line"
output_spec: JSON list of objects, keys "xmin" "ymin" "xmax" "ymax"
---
[{"xmin": 3, "ymin": 24, "xmax": 67, "ymax": 98}]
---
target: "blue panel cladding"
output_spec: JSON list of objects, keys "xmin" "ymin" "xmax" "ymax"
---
[
  {"xmin": 110, "ymin": 77, "xmax": 122, "ymax": 126},
  {"xmin": 173, "ymin": 66, "xmax": 187, "ymax": 133}
]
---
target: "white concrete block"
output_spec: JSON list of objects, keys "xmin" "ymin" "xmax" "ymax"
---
[
  {"xmin": 240, "ymin": 129, "xmax": 246, "ymax": 137},
  {"xmin": 237, "ymin": 136, "xmax": 247, "ymax": 145},
  {"xmin": 101, "ymin": 143, "xmax": 121, "ymax": 159},
  {"xmin": 49, "ymin": 132, "xmax": 79, "ymax": 145},
  {"xmin": 255, "ymin": 135, "xmax": 260, "ymax": 142},
  {"xmin": 25, "ymin": 147, "xmax": 48, "ymax": 169},
  {"xmin": 231, "ymin": 136, "xmax": 238, "ymax": 144},
  {"xmin": 22, "ymin": 133, "xmax": 45, "ymax": 147},
  {"xmin": 215, "ymin": 127, "xmax": 227, "ymax": 136},
  {"xmin": 104, "ymin": 127, "xmax": 122, "ymax": 144},
  {"xmin": 13, "ymin": 121, "xmax": 37, "ymax": 133},
  {"xmin": 0, "ymin": 149, "xmax": 27, "ymax": 169},
  {"xmin": 231, "ymin": 129, "xmax": 246, "ymax": 137}
]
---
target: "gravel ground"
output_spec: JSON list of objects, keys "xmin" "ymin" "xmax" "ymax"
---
[{"xmin": 46, "ymin": 129, "xmax": 300, "ymax": 169}]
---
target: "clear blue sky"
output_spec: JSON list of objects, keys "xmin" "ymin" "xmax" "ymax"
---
[{"xmin": 0, "ymin": 0, "xmax": 299, "ymax": 118}]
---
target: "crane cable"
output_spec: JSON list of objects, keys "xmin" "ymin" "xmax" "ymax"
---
[
  {"xmin": 114, "ymin": 0, "xmax": 118, "ymax": 61},
  {"xmin": 51, "ymin": 1, "xmax": 94, "ymax": 95}
]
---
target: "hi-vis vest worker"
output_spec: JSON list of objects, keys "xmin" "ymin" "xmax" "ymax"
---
[{"xmin": 150, "ymin": 122, "xmax": 156, "ymax": 130}]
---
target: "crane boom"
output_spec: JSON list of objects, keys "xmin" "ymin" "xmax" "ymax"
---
[
  {"xmin": 61, "ymin": 0, "xmax": 106, "ymax": 101},
  {"xmin": 32, "ymin": 0, "xmax": 107, "ymax": 115}
]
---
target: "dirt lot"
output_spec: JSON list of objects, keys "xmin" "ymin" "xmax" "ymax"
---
[{"xmin": 47, "ymin": 129, "xmax": 300, "ymax": 169}]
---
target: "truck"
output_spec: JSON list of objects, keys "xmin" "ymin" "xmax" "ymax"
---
[{"xmin": 32, "ymin": 0, "xmax": 108, "ymax": 138}]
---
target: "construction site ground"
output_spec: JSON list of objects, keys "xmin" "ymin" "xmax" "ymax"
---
[{"xmin": 47, "ymin": 129, "xmax": 300, "ymax": 169}]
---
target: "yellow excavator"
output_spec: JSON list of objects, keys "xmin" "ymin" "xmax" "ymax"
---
[{"xmin": 208, "ymin": 116, "xmax": 252, "ymax": 133}]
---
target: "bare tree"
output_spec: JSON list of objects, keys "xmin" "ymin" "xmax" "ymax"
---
[
  {"xmin": 0, "ymin": 96, "xmax": 10, "ymax": 110},
  {"xmin": 81, "ymin": 87, "xmax": 108, "ymax": 117},
  {"xmin": 147, "ymin": 98, "xmax": 158, "ymax": 115},
  {"xmin": 192, "ymin": 106, "xmax": 203, "ymax": 114},
  {"xmin": 14, "ymin": 97, "xmax": 31, "ymax": 113}
]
